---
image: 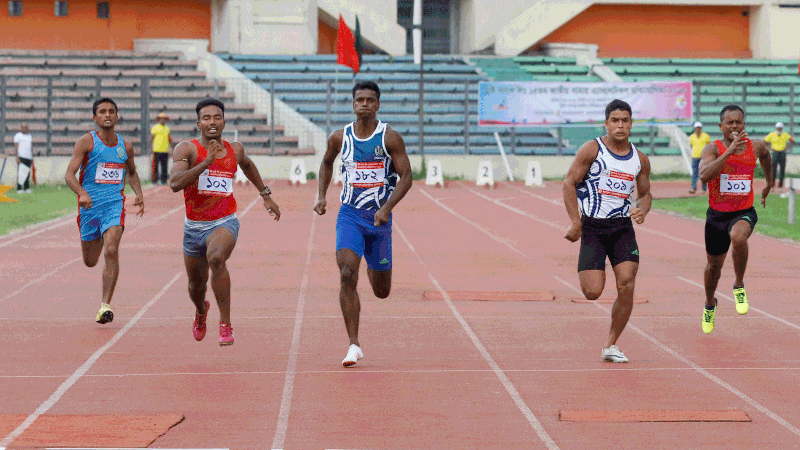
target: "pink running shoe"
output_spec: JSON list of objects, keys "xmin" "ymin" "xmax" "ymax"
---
[
  {"xmin": 193, "ymin": 300, "xmax": 210, "ymax": 341},
  {"xmin": 219, "ymin": 322, "xmax": 234, "ymax": 346}
]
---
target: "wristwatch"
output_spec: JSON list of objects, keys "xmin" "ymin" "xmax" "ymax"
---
[{"xmin": 259, "ymin": 186, "xmax": 272, "ymax": 197}]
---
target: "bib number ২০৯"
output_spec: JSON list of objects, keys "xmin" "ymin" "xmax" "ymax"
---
[
  {"xmin": 199, "ymin": 168, "xmax": 234, "ymax": 196},
  {"xmin": 94, "ymin": 162, "xmax": 124, "ymax": 184},
  {"xmin": 598, "ymin": 170, "xmax": 635, "ymax": 199},
  {"xmin": 720, "ymin": 174, "xmax": 752, "ymax": 196},
  {"xmin": 348, "ymin": 161, "xmax": 385, "ymax": 188}
]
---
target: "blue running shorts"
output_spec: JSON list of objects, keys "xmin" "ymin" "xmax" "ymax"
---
[
  {"xmin": 336, "ymin": 204, "xmax": 392, "ymax": 271},
  {"xmin": 77, "ymin": 201, "xmax": 125, "ymax": 241},
  {"xmin": 183, "ymin": 214, "xmax": 240, "ymax": 258}
]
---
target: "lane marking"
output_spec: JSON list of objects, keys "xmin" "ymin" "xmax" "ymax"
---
[
  {"xmin": 553, "ymin": 275, "xmax": 800, "ymax": 438},
  {"xmin": 396, "ymin": 222, "xmax": 559, "ymax": 450},
  {"xmin": 271, "ymin": 213, "xmax": 317, "ymax": 450},
  {"xmin": 0, "ymin": 271, "xmax": 183, "ymax": 447}
]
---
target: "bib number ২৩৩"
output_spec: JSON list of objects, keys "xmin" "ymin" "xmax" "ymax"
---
[
  {"xmin": 94, "ymin": 162, "xmax": 124, "ymax": 184},
  {"xmin": 348, "ymin": 161, "xmax": 386, "ymax": 188},
  {"xmin": 598, "ymin": 170, "xmax": 635, "ymax": 199},
  {"xmin": 199, "ymin": 168, "xmax": 234, "ymax": 197},
  {"xmin": 720, "ymin": 174, "xmax": 752, "ymax": 196}
]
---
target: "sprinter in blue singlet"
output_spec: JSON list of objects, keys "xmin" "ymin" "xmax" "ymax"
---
[
  {"xmin": 65, "ymin": 98, "xmax": 144, "ymax": 325},
  {"xmin": 314, "ymin": 81, "xmax": 413, "ymax": 367}
]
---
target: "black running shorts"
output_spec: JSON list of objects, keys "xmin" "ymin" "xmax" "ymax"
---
[
  {"xmin": 704, "ymin": 206, "xmax": 757, "ymax": 256},
  {"xmin": 578, "ymin": 216, "xmax": 640, "ymax": 272}
]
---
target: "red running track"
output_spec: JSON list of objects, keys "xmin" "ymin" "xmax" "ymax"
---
[{"xmin": 1, "ymin": 180, "xmax": 799, "ymax": 449}]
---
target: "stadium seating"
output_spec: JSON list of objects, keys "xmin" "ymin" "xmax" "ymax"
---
[
  {"xmin": 218, "ymin": 53, "xmax": 563, "ymax": 155},
  {"xmin": 0, "ymin": 49, "xmax": 311, "ymax": 156}
]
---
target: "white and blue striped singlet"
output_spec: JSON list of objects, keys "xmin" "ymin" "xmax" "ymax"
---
[
  {"xmin": 576, "ymin": 137, "xmax": 641, "ymax": 219},
  {"xmin": 339, "ymin": 121, "xmax": 398, "ymax": 210}
]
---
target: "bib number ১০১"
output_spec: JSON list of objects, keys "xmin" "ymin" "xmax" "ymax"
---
[
  {"xmin": 598, "ymin": 170, "xmax": 635, "ymax": 199},
  {"xmin": 199, "ymin": 168, "xmax": 234, "ymax": 197},
  {"xmin": 94, "ymin": 162, "xmax": 124, "ymax": 184},
  {"xmin": 348, "ymin": 161, "xmax": 385, "ymax": 188},
  {"xmin": 720, "ymin": 174, "xmax": 752, "ymax": 196}
]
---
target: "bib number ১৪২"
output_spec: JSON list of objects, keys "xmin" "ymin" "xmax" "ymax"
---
[
  {"xmin": 598, "ymin": 170, "xmax": 635, "ymax": 199},
  {"xmin": 94, "ymin": 162, "xmax": 124, "ymax": 184},
  {"xmin": 348, "ymin": 161, "xmax": 385, "ymax": 188},
  {"xmin": 720, "ymin": 174, "xmax": 752, "ymax": 196},
  {"xmin": 199, "ymin": 168, "xmax": 234, "ymax": 197}
]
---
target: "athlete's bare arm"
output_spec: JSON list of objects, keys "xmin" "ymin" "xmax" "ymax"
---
[
  {"xmin": 374, "ymin": 126, "xmax": 412, "ymax": 227},
  {"xmin": 123, "ymin": 140, "xmax": 144, "ymax": 216},
  {"xmin": 64, "ymin": 133, "xmax": 95, "ymax": 209},
  {"xmin": 631, "ymin": 151, "xmax": 652, "ymax": 224},
  {"xmin": 231, "ymin": 141, "xmax": 280, "ymax": 220},
  {"xmin": 313, "ymin": 129, "xmax": 344, "ymax": 216},
  {"xmin": 562, "ymin": 140, "xmax": 600, "ymax": 242},
  {"xmin": 751, "ymin": 139, "xmax": 773, "ymax": 206},
  {"xmin": 169, "ymin": 141, "xmax": 211, "ymax": 192},
  {"xmin": 698, "ymin": 132, "xmax": 749, "ymax": 183}
]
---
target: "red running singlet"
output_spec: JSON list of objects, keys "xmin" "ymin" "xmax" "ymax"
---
[
  {"xmin": 183, "ymin": 139, "xmax": 238, "ymax": 221},
  {"xmin": 708, "ymin": 139, "xmax": 755, "ymax": 212}
]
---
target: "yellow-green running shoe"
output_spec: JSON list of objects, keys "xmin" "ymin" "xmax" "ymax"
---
[
  {"xmin": 702, "ymin": 298, "xmax": 717, "ymax": 334},
  {"xmin": 734, "ymin": 287, "xmax": 749, "ymax": 315},
  {"xmin": 95, "ymin": 303, "xmax": 114, "ymax": 324}
]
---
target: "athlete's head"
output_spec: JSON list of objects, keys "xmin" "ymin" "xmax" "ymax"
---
[
  {"xmin": 196, "ymin": 97, "xmax": 225, "ymax": 140},
  {"xmin": 352, "ymin": 81, "xmax": 380, "ymax": 119},
  {"xmin": 92, "ymin": 97, "xmax": 118, "ymax": 130},
  {"xmin": 719, "ymin": 104, "xmax": 745, "ymax": 141},
  {"xmin": 604, "ymin": 99, "xmax": 633, "ymax": 142}
]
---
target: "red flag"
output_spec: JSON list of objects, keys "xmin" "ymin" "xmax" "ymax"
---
[
  {"xmin": 797, "ymin": 59, "xmax": 800, "ymax": 75},
  {"xmin": 336, "ymin": 14, "xmax": 360, "ymax": 74}
]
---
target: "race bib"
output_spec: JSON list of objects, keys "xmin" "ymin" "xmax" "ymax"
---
[
  {"xmin": 598, "ymin": 170, "xmax": 635, "ymax": 199},
  {"xmin": 198, "ymin": 168, "xmax": 234, "ymax": 196},
  {"xmin": 347, "ymin": 161, "xmax": 386, "ymax": 188},
  {"xmin": 720, "ymin": 174, "xmax": 752, "ymax": 196},
  {"xmin": 94, "ymin": 162, "xmax": 124, "ymax": 184}
]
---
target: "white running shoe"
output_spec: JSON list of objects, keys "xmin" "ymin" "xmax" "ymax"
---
[
  {"xmin": 601, "ymin": 345, "xmax": 628, "ymax": 363},
  {"xmin": 342, "ymin": 344, "xmax": 363, "ymax": 367}
]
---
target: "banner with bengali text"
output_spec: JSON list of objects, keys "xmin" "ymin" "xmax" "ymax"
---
[{"xmin": 478, "ymin": 81, "xmax": 693, "ymax": 126}]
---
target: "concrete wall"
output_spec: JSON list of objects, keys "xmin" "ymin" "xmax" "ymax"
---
[
  {"xmin": 210, "ymin": 0, "xmax": 318, "ymax": 54},
  {"xmin": 751, "ymin": 3, "xmax": 800, "ymax": 59}
]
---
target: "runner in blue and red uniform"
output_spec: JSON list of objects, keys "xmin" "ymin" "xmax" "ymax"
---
[
  {"xmin": 65, "ymin": 98, "xmax": 144, "ymax": 324},
  {"xmin": 314, "ymin": 81, "xmax": 413, "ymax": 367}
]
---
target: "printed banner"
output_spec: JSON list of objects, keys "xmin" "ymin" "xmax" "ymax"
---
[{"xmin": 479, "ymin": 81, "xmax": 693, "ymax": 126}]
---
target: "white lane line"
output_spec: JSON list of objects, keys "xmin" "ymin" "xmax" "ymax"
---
[
  {"xmin": 553, "ymin": 274, "xmax": 800, "ymax": 439},
  {"xmin": 396, "ymin": 222, "xmax": 559, "ymax": 450},
  {"xmin": 460, "ymin": 182, "xmax": 565, "ymax": 232},
  {"xmin": 271, "ymin": 213, "xmax": 317, "ymax": 450},
  {"xmin": 677, "ymin": 276, "xmax": 800, "ymax": 331},
  {"xmin": 0, "ymin": 271, "xmax": 183, "ymax": 447}
]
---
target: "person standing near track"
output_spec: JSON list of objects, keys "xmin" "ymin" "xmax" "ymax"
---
[
  {"xmin": 764, "ymin": 122, "xmax": 794, "ymax": 190},
  {"xmin": 169, "ymin": 98, "xmax": 281, "ymax": 346},
  {"xmin": 313, "ymin": 81, "xmax": 413, "ymax": 367},
  {"xmin": 150, "ymin": 112, "xmax": 174, "ymax": 185},
  {"xmin": 699, "ymin": 105, "xmax": 772, "ymax": 334},
  {"xmin": 14, "ymin": 123, "xmax": 34, "ymax": 194},
  {"xmin": 65, "ymin": 98, "xmax": 145, "ymax": 324},
  {"xmin": 563, "ymin": 99, "xmax": 652, "ymax": 363}
]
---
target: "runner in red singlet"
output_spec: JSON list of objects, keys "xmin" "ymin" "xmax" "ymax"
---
[
  {"xmin": 699, "ymin": 104, "xmax": 772, "ymax": 334},
  {"xmin": 169, "ymin": 98, "xmax": 281, "ymax": 346}
]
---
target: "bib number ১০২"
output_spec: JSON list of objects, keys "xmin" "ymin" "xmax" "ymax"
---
[
  {"xmin": 199, "ymin": 168, "xmax": 234, "ymax": 196},
  {"xmin": 348, "ymin": 161, "xmax": 385, "ymax": 188},
  {"xmin": 598, "ymin": 170, "xmax": 635, "ymax": 199},
  {"xmin": 720, "ymin": 174, "xmax": 752, "ymax": 196},
  {"xmin": 94, "ymin": 162, "xmax": 124, "ymax": 184}
]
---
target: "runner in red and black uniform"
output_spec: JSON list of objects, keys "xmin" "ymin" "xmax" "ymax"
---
[
  {"xmin": 699, "ymin": 104, "xmax": 772, "ymax": 334},
  {"xmin": 170, "ymin": 98, "xmax": 281, "ymax": 346}
]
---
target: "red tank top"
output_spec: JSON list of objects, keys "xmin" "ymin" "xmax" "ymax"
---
[
  {"xmin": 184, "ymin": 139, "xmax": 238, "ymax": 221},
  {"xmin": 708, "ymin": 139, "xmax": 755, "ymax": 212}
]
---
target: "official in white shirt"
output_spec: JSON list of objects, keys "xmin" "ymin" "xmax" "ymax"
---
[{"xmin": 13, "ymin": 123, "xmax": 33, "ymax": 193}]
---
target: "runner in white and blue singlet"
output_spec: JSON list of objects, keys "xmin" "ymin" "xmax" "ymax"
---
[
  {"xmin": 563, "ymin": 99, "xmax": 652, "ymax": 364},
  {"xmin": 65, "ymin": 98, "xmax": 144, "ymax": 325},
  {"xmin": 314, "ymin": 81, "xmax": 413, "ymax": 367}
]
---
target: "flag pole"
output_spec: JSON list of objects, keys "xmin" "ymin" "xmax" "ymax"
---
[{"xmin": 413, "ymin": 0, "xmax": 424, "ymax": 160}]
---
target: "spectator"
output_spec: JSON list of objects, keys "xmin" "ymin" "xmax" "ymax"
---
[
  {"xmin": 764, "ymin": 122, "xmax": 794, "ymax": 189},
  {"xmin": 150, "ymin": 112, "xmax": 174, "ymax": 185},
  {"xmin": 689, "ymin": 121, "xmax": 710, "ymax": 194},
  {"xmin": 13, "ymin": 123, "xmax": 33, "ymax": 194}
]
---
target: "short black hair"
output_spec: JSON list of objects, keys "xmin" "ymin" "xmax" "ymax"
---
[
  {"xmin": 720, "ymin": 104, "xmax": 744, "ymax": 122},
  {"xmin": 196, "ymin": 97, "xmax": 225, "ymax": 118},
  {"xmin": 605, "ymin": 99, "xmax": 632, "ymax": 120},
  {"xmin": 92, "ymin": 97, "xmax": 118, "ymax": 116},
  {"xmin": 352, "ymin": 81, "xmax": 380, "ymax": 101}
]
